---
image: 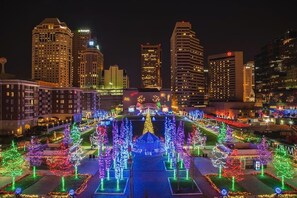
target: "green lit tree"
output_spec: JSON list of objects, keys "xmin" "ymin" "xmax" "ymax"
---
[
  {"xmin": 273, "ymin": 146, "xmax": 295, "ymax": 189},
  {"xmin": 217, "ymin": 122, "xmax": 227, "ymax": 144},
  {"xmin": 71, "ymin": 123, "xmax": 81, "ymax": 144},
  {"xmin": 1, "ymin": 141, "xmax": 25, "ymax": 190}
]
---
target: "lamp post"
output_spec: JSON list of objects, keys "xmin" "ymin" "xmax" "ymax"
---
[{"xmin": 289, "ymin": 120, "xmax": 293, "ymax": 127}]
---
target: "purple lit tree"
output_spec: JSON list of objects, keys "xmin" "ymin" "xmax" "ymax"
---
[
  {"xmin": 98, "ymin": 151, "xmax": 106, "ymax": 190},
  {"xmin": 225, "ymin": 125, "xmax": 234, "ymax": 143},
  {"xmin": 63, "ymin": 125, "xmax": 71, "ymax": 147},
  {"xmin": 176, "ymin": 121, "xmax": 185, "ymax": 157},
  {"xmin": 257, "ymin": 136, "xmax": 272, "ymax": 176},
  {"xmin": 104, "ymin": 147, "xmax": 112, "ymax": 180},
  {"xmin": 183, "ymin": 152, "xmax": 191, "ymax": 180},
  {"xmin": 27, "ymin": 136, "xmax": 43, "ymax": 178}
]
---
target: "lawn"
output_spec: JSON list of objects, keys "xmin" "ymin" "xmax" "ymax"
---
[
  {"xmin": 256, "ymin": 174, "xmax": 295, "ymax": 192},
  {"xmin": 189, "ymin": 148, "xmax": 204, "ymax": 157},
  {"xmin": 81, "ymin": 128, "xmax": 96, "ymax": 146},
  {"xmin": 168, "ymin": 178, "xmax": 201, "ymax": 194},
  {"xmin": 183, "ymin": 120, "xmax": 217, "ymax": 146},
  {"xmin": 164, "ymin": 161, "xmax": 185, "ymax": 170},
  {"xmin": 208, "ymin": 175, "xmax": 247, "ymax": 192},
  {"xmin": 1, "ymin": 174, "xmax": 42, "ymax": 192},
  {"xmin": 95, "ymin": 178, "xmax": 128, "ymax": 194},
  {"xmin": 52, "ymin": 174, "xmax": 90, "ymax": 193}
]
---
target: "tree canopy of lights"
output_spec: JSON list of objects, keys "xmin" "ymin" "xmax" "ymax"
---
[
  {"xmin": 217, "ymin": 122, "xmax": 227, "ymax": 144},
  {"xmin": 70, "ymin": 123, "xmax": 81, "ymax": 144},
  {"xmin": 63, "ymin": 125, "xmax": 72, "ymax": 147},
  {"xmin": 46, "ymin": 149, "xmax": 72, "ymax": 177},
  {"xmin": 27, "ymin": 136, "xmax": 43, "ymax": 177},
  {"xmin": 225, "ymin": 125, "xmax": 233, "ymax": 143},
  {"xmin": 257, "ymin": 136, "xmax": 272, "ymax": 176},
  {"xmin": 223, "ymin": 149, "xmax": 244, "ymax": 182},
  {"xmin": 142, "ymin": 110, "xmax": 154, "ymax": 134},
  {"xmin": 211, "ymin": 144, "xmax": 228, "ymax": 178},
  {"xmin": 1, "ymin": 141, "xmax": 25, "ymax": 189},
  {"xmin": 176, "ymin": 121, "xmax": 185, "ymax": 153},
  {"xmin": 273, "ymin": 146, "xmax": 294, "ymax": 189},
  {"xmin": 69, "ymin": 141, "xmax": 83, "ymax": 179}
]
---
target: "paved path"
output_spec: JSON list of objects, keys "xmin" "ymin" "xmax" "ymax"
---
[{"xmin": 238, "ymin": 175, "xmax": 274, "ymax": 195}]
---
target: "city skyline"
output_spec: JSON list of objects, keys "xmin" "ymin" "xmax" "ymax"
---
[{"xmin": 1, "ymin": 1, "xmax": 297, "ymax": 88}]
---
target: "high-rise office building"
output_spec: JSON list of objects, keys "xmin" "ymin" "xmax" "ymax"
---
[
  {"xmin": 243, "ymin": 61, "xmax": 255, "ymax": 102},
  {"xmin": 32, "ymin": 18, "xmax": 73, "ymax": 87},
  {"xmin": 255, "ymin": 30, "xmax": 297, "ymax": 105},
  {"xmin": 141, "ymin": 43, "xmax": 162, "ymax": 89},
  {"xmin": 79, "ymin": 39, "xmax": 103, "ymax": 89},
  {"xmin": 73, "ymin": 29, "xmax": 91, "ymax": 87},
  {"xmin": 208, "ymin": 51, "xmax": 244, "ymax": 102},
  {"xmin": 103, "ymin": 65, "xmax": 129, "ymax": 89},
  {"xmin": 170, "ymin": 21, "xmax": 204, "ymax": 108}
]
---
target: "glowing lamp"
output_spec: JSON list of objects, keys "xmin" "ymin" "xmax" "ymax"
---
[
  {"xmin": 15, "ymin": 187, "xmax": 22, "ymax": 195},
  {"xmin": 162, "ymin": 107, "xmax": 168, "ymax": 112},
  {"xmin": 275, "ymin": 187, "xmax": 282, "ymax": 194},
  {"xmin": 89, "ymin": 41, "xmax": 94, "ymax": 46},
  {"xmin": 221, "ymin": 188, "xmax": 228, "ymax": 196},
  {"xmin": 227, "ymin": 52, "xmax": 232, "ymax": 56}
]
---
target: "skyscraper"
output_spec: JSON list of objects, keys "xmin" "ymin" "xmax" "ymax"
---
[
  {"xmin": 208, "ymin": 51, "xmax": 244, "ymax": 102},
  {"xmin": 103, "ymin": 65, "xmax": 129, "ymax": 89},
  {"xmin": 73, "ymin": 29, "xmax": 91, "ymax": 87},
  {"xmin": 32, "ymin": 18, "xmax": 73, "ymax": 87},
  {"xmin": 243, "ymin": 61, "xmax": 255, "ymax": 102},
  {"xmin": 141, "ymin": 43, "xmax": 162, "ymax": 89},
  {"xmin": 79, "ymin": 39, "xmax": 103, "ymax": 89},
  {"xmin": 170, "ymin": 21, "xmax": 204, "ymax": 108},
  {"xmin": 255, "ymin": 30, "xmax": 297, "ymax": 105}
]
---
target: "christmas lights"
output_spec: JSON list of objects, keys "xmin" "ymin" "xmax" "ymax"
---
[
  {"xmin": 27, "ymin": 136, "xmax": 43, "ymax": 178},
  {"xmin": 257, "ymin": 136, "xmax": 272, "ymax": 176},
  {"xmin": 211, "ymin": 144, "xmax": 228, "ymax": 178},
  {"xmin": 272, "ymin": 145, "xmax": 295, "ymax": 189},
  {"xmin": 217, "ymin": 122, "xmax": 227, "ymax": 144},
  {"xmin": 70, "ymin": 123, "xmax": 82, "ymax": 144},
  {"xmin": 142, "ymin": 110, "xmax": 154, "ymax": 134},
  {"xmin": 1, "ymin": 141, "xmax": 25, "ymax": 190}
]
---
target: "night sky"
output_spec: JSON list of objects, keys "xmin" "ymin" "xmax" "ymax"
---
[{"xmin": 1, "ymin": 0, "xmax": 297, "ymax": 88}]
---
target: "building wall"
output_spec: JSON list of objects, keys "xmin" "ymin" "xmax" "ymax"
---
[
  {"xmin": 73, "ymin": 29, "xmax": 91, "ymax": 87},
  {"xmin": 32, "ymin": 18, "xmax": 73, "ymax": 87},
  {"xmin": 170, "ymin": 21, "xmax": 204, "ymax": 108},
  {"xmin": 103, "ymin": 65, "xmax": 129, "ymax": 89},
  {"xmin": 80, "ymin": 47, "xmax": 103, "ymax": 89},
  {"xmin": 209, "ymin": 51, "xmax": 244, "ymax": 102},
  {"xmin": 141, "ymin": 43, "xmax": 162, "ymax": 88},
  {"xmin": 243, "ymin": 61, "xmax": 255, "ymax": 102}
]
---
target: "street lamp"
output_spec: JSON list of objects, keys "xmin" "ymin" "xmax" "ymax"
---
[{"xmin": 289, "ymin": 120, "xmax": 293, "ymax": 127}]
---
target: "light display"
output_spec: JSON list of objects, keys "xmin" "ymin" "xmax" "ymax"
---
[
  {"xmin": 183, "ymin": 152, "xmax": 191, "ymax": 180},
  {"xmin": 272, "ymin": 146, "xmax": 294, "ymax": 189},
  {"xmin": 137, "ymin": 95, "xmax": 145, "ymax": 103},
  {"xmin": 152, "ymin": 95, "xmax": 160, "ymax": 103},
  {"xmin": 223, "ymin": 149, "xmax": 244, "ymax": 191},
  {"xmin": 104, "ymin": 147, "xmax": 112, "ymax": 180},
  {"xmin": 188, "ymin": 125, "xmax": 206, "ymax": 155},
  {"xmin": 27, "ymin": 136, "xmax": 43, "ymax": 178},
  {"xmin": 256, "ymin": 136, "xmax": 272, "ymax": 176},
  {"xmin": 142, "ymin": 110, "xmax": 154, "ymax": 134},
  {"xmin": 217, "ymin": 122, "xmax": 227, "ymax": 144},
  {"xmin": 225, "ymin": 125, "xmax": 233, "ymax": 143},
  {"xmin": 63, "ymin": 125, "xmax": 71, "ymax": 147},
  {"xmin": 98, "ymin": 152, "xmax": 105, "ymax": 190},
  {"xmin": 46, "ymin": 146, "xmax": 73, "ymax": 191},
  {"xmin": 176, "ymin": 121, "xmax": 185, "ymax": 153},
  {"xmin": 211, "ymin": 144, "xmax": 228, "ymax": 178},
  {"xmin": 69, "ymin": 141, "xmax": 83, "ymax": 179},
  {"xmin": 188, "ymin": 110, "xmax": 204, "ymax": 120},
  {"xmin": 70, "ymin": 123, "xmax": 82, "ymax": 144},
  {"xmin": 1, "ymin": 141, "xmax": 25, "ymax": 190}
]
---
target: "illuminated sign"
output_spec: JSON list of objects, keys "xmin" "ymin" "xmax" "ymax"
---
[
  {"xmin": 78, "ymin": 29, "xmax": 90, "ymax": 33},
  {"xmin": 254, "ymin": 160, "xmax": 260, "ymax": 171}
]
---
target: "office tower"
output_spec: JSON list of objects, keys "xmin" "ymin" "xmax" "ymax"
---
[
  {"xmin": 79, "ymin": 39, "xmax": 103, "ymax": 89},
  {"xmin": 255, "ymin": 30, "xmax": 297, "ymax": 105},
  {"xmin": 243, "ymin": 61, "xmax": 255, "ymax": 102},
  {"xmin": 141, "ymin": 43, "xmax": 162, "ymax": 89},
  {"xmin": 103, "ymin": 65, "xmax": 129, "ymax": 89},
  {"xmin": 32, "ymin": 18, "xmax": 73, "ymax": 87},
  {"xmin": 73, "ymin": 29, "xmax": 92, "ymax": 87},
  {"xmin": 170, "ymin": 21, "xmax": 204, "ymax": 108},
  {"xmin": 208, "ymin": 51, "xmax": 244, "ymax": 102}
]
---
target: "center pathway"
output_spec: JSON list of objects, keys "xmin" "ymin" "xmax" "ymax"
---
[{"xmin": 132, "ymin": 154, "xmax": 172, "ymax": 198}]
